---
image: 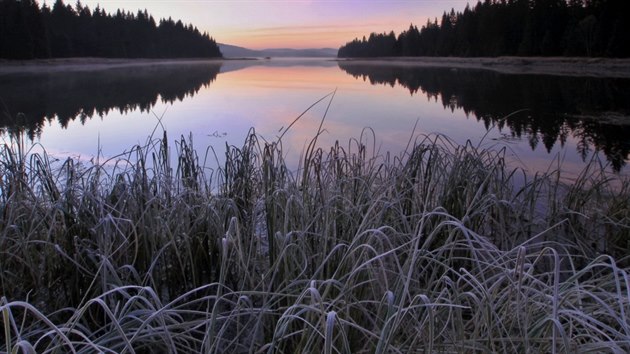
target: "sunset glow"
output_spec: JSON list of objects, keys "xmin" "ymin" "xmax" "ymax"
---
[{"xmin": 78, "ymin": 0, "xmax": 472, "ymax": 49}]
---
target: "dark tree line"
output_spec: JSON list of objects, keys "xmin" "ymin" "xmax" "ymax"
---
[
  {"xmin": 0, "ymin": 0, "xmax": 222, "ymax": 59},
  {"xmin": 338, "ymin": 0, "xmax": 629, "ymax": 58}
]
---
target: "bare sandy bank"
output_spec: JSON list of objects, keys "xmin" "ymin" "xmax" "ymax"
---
[
  {"xmin": 0, "ymin": 57, "xmax": 226, "ymax": 75},
  {"xmin": 336, "ymin": 57, "xmax": 630, "ymax": 78}
]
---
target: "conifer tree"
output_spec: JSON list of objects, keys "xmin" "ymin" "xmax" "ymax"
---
[
  {"xmin": 0, "ymin": 0, "xmax": 222, "ymax": 59},
  {"xmin": 337, "ymin": 0, "xmax": 628, "ymax": 58}
]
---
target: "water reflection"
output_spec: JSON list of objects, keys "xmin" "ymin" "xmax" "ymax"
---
[
  {"xmin": 0, "ymin": 63, "xmax": 222, "ymax": 139},
  {"xmin": 2, "ymin": 59, "xmax": 629, "ymax": 178},
  {"xmin": 338, "ymin": 62, "xmax": 630, "ymax": 172}
]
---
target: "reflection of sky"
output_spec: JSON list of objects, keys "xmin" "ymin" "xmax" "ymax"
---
[
  {"xmin": 24, "ymin": 60, "xmax": 629, "ymax": 181},
  {"xmin": 78, "ymin": 0, "xmax": 472, "ymax": 49}
]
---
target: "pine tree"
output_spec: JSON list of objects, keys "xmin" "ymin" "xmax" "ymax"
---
[{"xmin": 0, "ymin": 0, "xmax": 222, "ymax": 60}]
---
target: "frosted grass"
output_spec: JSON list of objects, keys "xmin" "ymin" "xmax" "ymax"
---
[{"xmin": 1, "ymin": 119, "xmax": 629, "ymax": 353}]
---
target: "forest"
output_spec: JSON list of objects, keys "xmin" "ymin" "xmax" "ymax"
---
[
  {"xmin": 338, "ymin": 0, "xmax": 629, "ymax": 58},
  {"xmin": 0, "ymin": 0, "xmax": 222, "ymax": 59}
]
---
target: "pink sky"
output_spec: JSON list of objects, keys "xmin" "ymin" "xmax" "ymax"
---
[{"xmin": 78, "ymin": 0, "xmax": 473, "ymax": 49}]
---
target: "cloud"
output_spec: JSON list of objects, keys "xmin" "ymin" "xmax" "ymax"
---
[{"xmin": 219, "ymin": 22, "xmax": 402, "ymax": 49}]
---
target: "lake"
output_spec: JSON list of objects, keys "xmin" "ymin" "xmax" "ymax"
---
[{"xmin": 1, "ymin": 58, "xmax": 629, "ymax": 181}]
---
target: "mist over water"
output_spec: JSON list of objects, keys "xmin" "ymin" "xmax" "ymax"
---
[{"xmin": 1, "ymin": 59, "xmax": 628, "ymax": 178}]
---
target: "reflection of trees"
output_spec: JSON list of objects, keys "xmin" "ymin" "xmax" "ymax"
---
[
  {"xmin": 0, "ymin": 63, "xmax": 222, "ymax": 139},
  {"xmin": 338, "ymin": 63, "xmax": 630, "ymax": 171}
]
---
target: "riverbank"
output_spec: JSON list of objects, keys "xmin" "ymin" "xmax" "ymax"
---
[
  {"xmin": 0, "ymin": 57, "xmax": 227, "ymax": 75},
  {"xmin": 336, "ymin": 56, "xmax": 630, "ymax": 78},
  {"xmin": 3, "ymin": 56, "xmax": 630, "ymax": 78}
]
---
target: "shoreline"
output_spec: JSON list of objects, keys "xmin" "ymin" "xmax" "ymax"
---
[
  {"xmin": 2, "ymin": 56, "xmax": 630, "ymax": 78},
  {"xmin": 336, "ymin": 56, "xmax": 630, "ymax": 78},
  {"xmin": 0, "ymin": 57, "xmax": 230, "ymax": 75}
]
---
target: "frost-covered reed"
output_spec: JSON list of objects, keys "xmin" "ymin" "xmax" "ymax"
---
[{"xmin": 1, "ymin": 125, "xmax": 629, "ymax": 353}]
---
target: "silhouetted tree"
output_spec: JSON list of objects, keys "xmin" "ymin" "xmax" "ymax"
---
[
  {"xmin": 337, "ymin": 0, "xmax": 628, "ymax": 58},
  {"xmin": 0, "ymin": 0, "xmax": 48, "ymax": 59},
  {"xmin": 0, "ymin": 0, "xmax": 221, "ymax": 59}
]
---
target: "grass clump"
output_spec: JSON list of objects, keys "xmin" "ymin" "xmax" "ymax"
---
[{"xmin": 1, "ymin": 123, "xmax": 629, "ymax": 353}]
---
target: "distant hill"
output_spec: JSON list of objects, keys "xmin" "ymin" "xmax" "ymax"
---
[
  {"xmin": 218, "ymin": 44, "xmax": 260, "ymax": 58},
  {"xmin": 219, "ymin": 43, "xmax": 337, "ymax": 58}
]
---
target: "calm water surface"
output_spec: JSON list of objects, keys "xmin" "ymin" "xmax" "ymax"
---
[{"xmin": 1, "ymin": 58, "xmax": 629, "ymax": 180}]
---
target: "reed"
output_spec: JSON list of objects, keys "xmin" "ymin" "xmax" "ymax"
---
[{"xmin": 1, "ymin": 122, "xmax": 629, "ymax": 353}]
